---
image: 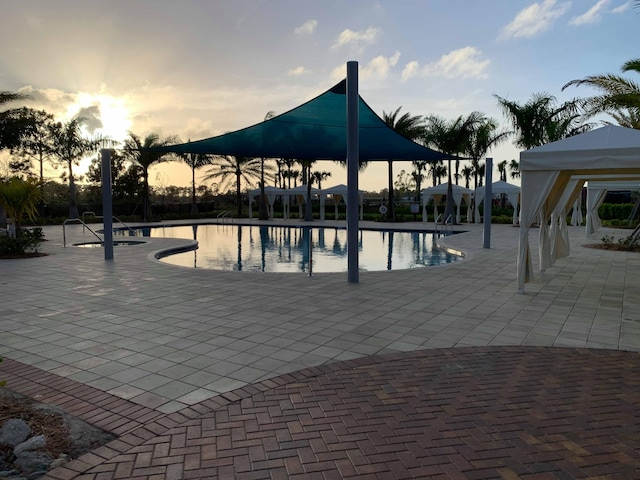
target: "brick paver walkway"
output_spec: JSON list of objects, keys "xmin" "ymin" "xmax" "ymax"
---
[{"xmin": 6, "ymin": 346, "xmax": 640, "ymax": 479}]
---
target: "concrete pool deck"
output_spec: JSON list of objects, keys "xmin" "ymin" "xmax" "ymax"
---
[{"xmin": 1, "ymin": 219, "xmax": 639, "ymax": 478}]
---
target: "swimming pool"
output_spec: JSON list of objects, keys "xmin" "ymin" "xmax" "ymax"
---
[{"xmin": 118, "ymin": 224, "xmax": 461, "ymax": 272}]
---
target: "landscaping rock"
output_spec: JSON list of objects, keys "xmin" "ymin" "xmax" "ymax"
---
[
  {"xmin": 14, "ymin": 435, "xmax": 46, "ymax": 456},
  {"xmin": 13, "ymin": 451, "xmax": 51, "ymax": 474},
  {"xmin": 0, "ymin": 420, "xmax": 31, "ymax": 447}
]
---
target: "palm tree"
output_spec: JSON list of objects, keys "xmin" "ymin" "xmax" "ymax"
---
[
  {"xmin": 461, "ymin": 165, "xmax": 473, "ymax": 189},
  {"xmin": 424, "ymin": 113, "xmax": 482, "ymax": 223},
  {"xmin": 298, "ymin": 159, "xmax": 317, "ymax": 220},
  {"xmin": 312, "ymin": 171, "xmax": 332, "ymax": 191},
  {"xmin": 0, "ymin": 177, "xmax": 42, "ymax": 236},
  {"xmin": 0, "ymin": 91, "xmax": 30, "ymax": 152},
  {"xmin": 411, "ymin": 161, "xmax": 428, "ymax": 200},
  {"xmin": 49, "ymin": 118, "xmax": 110, "ymax": 218},
  {"xmin": 427, "ymin": 163, "xmax": 447, "ymax": 187},
  {"xmin": 122, "ymin": 133, "xmax": 177, "ymax": 221},
  {"xmin": 382, "ymin": 107, "xmax": 425, "ymax": 221},
  {"xmin": 509, "ymin": 159, "xmax": 520, "ymax": 179},
  {"xmin": 174, "ymin": 146, "xmax": 213, "ymax": 214},
  {"xmin": 562, "ymin": 58, "xmax": 640, "ymax": 129},
  {"xmin": 202, "ymin": 156, "xmax": 267, "ymax": 216},
  {"xmin": 495, "ymin": 93, "xmax": 589, "ymax": 150},
  {"xmin": 497, "ymin": 160, "xmax": 507, "ymax": 182},
  {"xmin": 465, "ymin": 116, "xmax": 509, "ymax": 191}
]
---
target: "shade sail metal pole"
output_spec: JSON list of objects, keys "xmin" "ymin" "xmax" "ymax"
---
[
  {"xmin": 101, "ymin": 149, "xmax": 114, "ymax": 260},
  {"xmin": 483, "ymin": 157, "xmax": 493, "ymax": 249},
  {"xmin": 347, "ymin": 61, "xmax": 359, "ymax": 283}
]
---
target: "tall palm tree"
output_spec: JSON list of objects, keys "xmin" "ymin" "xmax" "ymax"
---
[
  {"xmin": 562, "ymin": 58, "xmax": 640, "ymax": 129},
  {"xmin": 495, "ymin": 93, "xmax": 589, "ymax": 150},
  {"xmin": 312, "ymin": 171, "xmax": 332, "ymax": 191},
  {"xmin": 497, "ymin": 160, "xmax": 508, "ymax": 182},
  {"xmin": 202, "ymin": 156, "xmax": 267, "ymax": 217},
  {"xmin": 382, "ymin": 107, "xmax": 425, "ymax": 221},
  {"xmin": 509, "ymin": 159, "xmax": 520, "ymax": 179},
  {"xmin": 424, "ymin": 113, "xmax": 482, "ymax": 223},
  {"xmin": 49, "ymin": 118, "xmax": 110, "ymax": 218},
  {"xmin": 122, "ymin": 132, "xmax": 177, "ymax": 221},
  {"xmin": 174, "ymin": 146, "xmax": 213, "ymax": 214},
  {"xmin": 465, "ymin": 116, "xmax": 509, "ymax": 191},
  {"xmin": 411, "ymin": 161, "xmax": 428, "ymax": 200},
  {"xmin": 461, "ymin": 165, "xmax": 473, "ymax": 189}
]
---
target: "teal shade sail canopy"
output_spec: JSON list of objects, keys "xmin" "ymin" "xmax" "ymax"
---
[{"xmin": 155, "ymin": 80, "xmax": 451, "ymax": 162}]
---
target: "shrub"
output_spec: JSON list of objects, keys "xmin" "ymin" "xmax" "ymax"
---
[{"xmin": 0, "ymin": 227, "xmax": 44, "ymax": 256}]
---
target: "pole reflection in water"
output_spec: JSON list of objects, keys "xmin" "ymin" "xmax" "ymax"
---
[{"xmin": 126, "ymin": 225, "xmax": 460, "ymax": 272}]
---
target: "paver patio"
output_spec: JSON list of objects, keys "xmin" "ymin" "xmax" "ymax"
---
[{"xmin": 1, "ymin": 220, "xmax": 639, "ymax": 478}]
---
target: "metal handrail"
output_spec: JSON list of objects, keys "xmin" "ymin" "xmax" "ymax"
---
[
  {"xmin": 63, "ymin": 218, "xmax": 103, "ymax": 247},
  {"xmin": 434, "ymin": 213, "xmax": 453, "ymax": 235},
  {"xmin": 81, "ymin": 211, "xmax": 136, "ymax": 234},
  {"xmin": 217, "ymin": 210, "xmax": 233, "ymax": 224}
]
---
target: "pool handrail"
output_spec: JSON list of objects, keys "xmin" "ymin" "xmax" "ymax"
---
[
  {"xmin": 81, "ymin": 211, "xmax": 136, "ymax": 234},
  {"xmin": 63, "ymin": 218, "xmax": 103, "ymax": 247}
]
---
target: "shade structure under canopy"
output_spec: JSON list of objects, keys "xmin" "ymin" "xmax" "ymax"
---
[{"xmin": 153, "ymin": 80, "xmax": 451, "ymax": 163}]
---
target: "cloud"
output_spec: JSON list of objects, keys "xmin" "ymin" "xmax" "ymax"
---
[
  {"xmin": 288, "ymin": 66, "xmax": 312, "ymax": 76},
  {"xmin": 422, "ymin": 47, "xmax": 490, "ymax": 80},
  {"xmin": 361, "ymin": 51, "xmax": 401, "ymax": 80},
  {"xmin": 294, "ymin": 19, "xmax": 317, "ymax": 35},
  {"xmin": 332, "ymin": 26, "xmax": 382, "ymax": 51},
  {"xmin": 499, "ymin": 0, "xmax": 571, "ymax": 40},
  {"xmin": 569, "ymin": 0, "xmax": 610, "ymax": 25},
  {"xmin": 74, "ymin": 105, "xmax": 103, "ymax": 133},
  {"xmin": 401, "ymin": 61, "xmax": 420, "ymax": 82},
  {"xmin": 612, "ymin": 1, "xmax": 632, "ymax": 13}
]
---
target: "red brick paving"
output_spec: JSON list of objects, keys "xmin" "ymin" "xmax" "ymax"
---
[{"xmin": 3, "ymin": 347, "xmax": 640, "ymax": 479}]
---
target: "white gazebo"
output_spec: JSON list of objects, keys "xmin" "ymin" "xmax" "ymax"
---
[
  {"xmin": 319, "ymin": 184, "xmax": 364, "ymax": 221},
  {"xmin": 283, "ymin": 185, "xmax": 321, "ymax": 219},
  {"xmin": 585, "ymin": 180, "xmax": 640, "ymax": 234},
  {"xmin": 420, "ymin": 183, "xmax": 472, "ymax": 224},
  {"xmin": 518, "ymin": 125, "xmax": 640, "ymax": 292},
  {"xmin": 474, "ymin": 181, "xmax": 521, "ymax": 225},
  {"xmin": 248, "ymin": 186, "xmax": 287, "ymax": 219}
]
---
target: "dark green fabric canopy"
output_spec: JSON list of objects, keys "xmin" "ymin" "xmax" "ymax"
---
[{"xmin": 156, "ymin": 80, "xmax": 450, "ymax": 162}]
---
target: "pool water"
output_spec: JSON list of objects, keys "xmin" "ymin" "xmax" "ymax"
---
[{"xmin": 118, "ymin": 224, "xmax": 460, "ymax": 272}]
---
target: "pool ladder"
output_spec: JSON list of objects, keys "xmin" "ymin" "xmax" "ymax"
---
[
  {"xmin": 434, "ymin": 213, "xmax": 453, "ymax": 235},
  {"xmin": 217, "ymin": 210, "xmax": 233, "ymax": 224}
]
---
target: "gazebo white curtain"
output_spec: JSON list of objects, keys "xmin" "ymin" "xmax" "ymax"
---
[
  {"xmin": 474, "ymin": 181, "xmax": 521, "ymax": 225},
  {"xmin": 319, "ymin": 184, "xmax": 364, "ymax": 221},
  {"xmin": 517, "ymin": 125, "xmax": 640, "ymax": 293},
  {"xmin": 420, "ymin": 184, "xmax": 472, "ymax": 223}
]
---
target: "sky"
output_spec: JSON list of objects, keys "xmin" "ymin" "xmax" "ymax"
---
[{"xmin": 1, "ymin": 0, "xmax": 638, "ymax": 193}]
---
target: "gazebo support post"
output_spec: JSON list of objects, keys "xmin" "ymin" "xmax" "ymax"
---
[
  {"xmin": 101, "ymin": 148, "xmax": 114, "ymax": 261},
  {"xmin": 347, "ymin": 61, "xmax": 359, "ymax": 283},
  {"xmin": 483, "ymin": 157, "xmax": 493, "ymax": 249}
]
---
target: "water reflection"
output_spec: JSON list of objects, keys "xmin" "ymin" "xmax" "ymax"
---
[{"xmin": 118, "ymin": 225, "xmax": 459, "ymax": 272}]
